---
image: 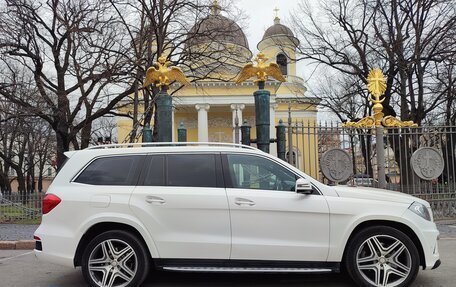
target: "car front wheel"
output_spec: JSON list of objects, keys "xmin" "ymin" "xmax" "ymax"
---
[
  {"xmin": 81, "ymin": 230, "xmax": 150, "ymax": 287},
  {"xmin": 345, "ymin": 226, "xmax": 420, "ymax": 287}
]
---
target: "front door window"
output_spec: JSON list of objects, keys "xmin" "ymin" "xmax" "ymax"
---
[{"xmin": 226, "ymin": 154, "xmax": 297, "ymax": 191}]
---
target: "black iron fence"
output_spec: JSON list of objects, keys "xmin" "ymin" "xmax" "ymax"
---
[
  {"xmin": 286, "ymin": 121, "xmax": 456, "ymax": 219},
  {"xmin": 0, "ymin": 192, "xmax": 43, "ymax": 223},
  {"xmin": 2, "ymin": 123, "xmax": 455, "ymax": 222}
]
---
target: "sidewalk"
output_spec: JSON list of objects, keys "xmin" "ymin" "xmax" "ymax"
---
[
  {"xmin": 0, "ymin": 221, "xmax": 455, "ymax": 250},
  {"xmin": 0, "ymin": 224, "xmax": 38, "ymax": 249},
  {"xmin": 0, "ymin": 224, "xmax": 38, "ymax": 241}
]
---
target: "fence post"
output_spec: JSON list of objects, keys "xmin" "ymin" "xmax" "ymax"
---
[
  {"xmin": 156, "ymin": 87, "xmax": 173, "ymax": 142},
  {"xmin": 253, "ymin": 81, "xmax": 270, "ymax": 153},
  {"xmin": 376, "ymin": 126, "xmax": 387, "ymax": 189},
  {"xmin": 241, "ymin": 120, "xmax": 251, "ymax": 146},
  {"xmin": 276, "ymin": 119, "xmax": 286, "ymax": 161},
  {"xmin": 287, "ymin": 110, "xmax": 294, "ymax": 165},
  {"xmin": 142, "ymin": 124, "xmax": 153, "ymax": 143},
  {"xmin": 177, "ymin": 122, "xmax": 187, "ymax": 142}
]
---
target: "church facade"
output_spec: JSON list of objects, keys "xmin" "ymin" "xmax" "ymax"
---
[{"xmin": 117, "ymin": 4, "xmax": 319, "ymax": 177}]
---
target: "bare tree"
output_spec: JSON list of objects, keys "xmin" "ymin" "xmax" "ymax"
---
[
  {"xmin": 0, "ymin": 0, "xmax": 251, "ymax": 164},
  {"xmin": 0, "ymin": 97, "xmax": 54, "ymax": 195},
  {"xmin": 0, "ymin": 103, "xmax": 29, "ymax": 195},
  {"xmin": 291, "ymin": 0, "xmax": 456, "ymax": 124},
  {"xmin": 0, "ymin": 0, "xmax": 137, "ymax": 167}
]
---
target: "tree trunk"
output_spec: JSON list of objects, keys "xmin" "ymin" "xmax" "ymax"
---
[
  {"xmin": 0, "ymin": 171, "xmax": 7, "ymax": 193},
  {"xmin": 80, "ymin": 122, "xmax": 92, "ymax": 149},
  {"xmin": 130, "ymin": 79, "xmax": 140, "ymax": 143},
  {"xmin": 38, "ymin": 172, "xmax": 43, "ymax": 193},
  {"xmin": 359, "ymin": 131, "xmax": 374, "ymax": 177},
  {"xmin": 26, "ymin": 172, "xmax": 32, "ymax": 193},
  {"xmin": 16, "ymin": 171, "xmax": 26, "ymax": 204},
  {"xmin": 38, "ymin": 161, "xmax": 45, "ymax": 193},
  {"xmin": 56, "ymin": 130, "xmax": 70, "ymax": 169}
]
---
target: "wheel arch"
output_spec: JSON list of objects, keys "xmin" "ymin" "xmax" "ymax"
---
[
  {"xmin": 342, "ymin": 220, "xmax": 426, "ymax": 268},
  {"xmin": 73, "ymin": 222, "xmax": 154, "ymax": 267}
]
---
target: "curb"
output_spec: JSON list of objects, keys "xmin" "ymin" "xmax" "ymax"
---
[
  {"xmin": 0, "ymin": 240, "xmax": 35, "ymax": 250},
  {"xmin": 436, "ymin": 220, "xmax": 456, "ymax": 225}
]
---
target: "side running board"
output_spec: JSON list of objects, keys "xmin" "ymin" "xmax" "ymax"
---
[{"xmin": 162, "ymin": 266, "xmax": 336, "ymax": 273}]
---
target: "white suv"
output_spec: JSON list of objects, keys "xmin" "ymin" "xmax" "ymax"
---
[{"xmin": 34, "ymin": 143, "xmax": 440, "ymax": 287}]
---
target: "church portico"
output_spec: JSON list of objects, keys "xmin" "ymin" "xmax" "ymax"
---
[{"xmin": 173, "ymin": 102, "xmax": 257, "ymax": 143}]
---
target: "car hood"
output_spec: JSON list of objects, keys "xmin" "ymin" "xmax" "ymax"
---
[{"xmin": 332, "ymin": 185, "xmax": 429, "ymax": 206}]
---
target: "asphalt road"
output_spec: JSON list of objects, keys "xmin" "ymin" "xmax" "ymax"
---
[{"xmin": 1, "ymin": 239, "xmax": 455, "ymax": 287}]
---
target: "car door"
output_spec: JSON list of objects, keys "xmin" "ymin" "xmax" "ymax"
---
[
  {"xmin": 223, "ymin": 153, "xmax": 330, "ymax": 261},
  {"xmin": 129, "ymin": 153, "xmax": 231, "ymax": 259}
]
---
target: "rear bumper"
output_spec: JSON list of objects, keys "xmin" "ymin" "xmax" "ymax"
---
[
  {"xmin": 33, "ymin": 224, "xmax": 77, "ymax": 268},
  {"xmin": 34, "ymin": 249, "xmax": 75, "ymax": 267}
]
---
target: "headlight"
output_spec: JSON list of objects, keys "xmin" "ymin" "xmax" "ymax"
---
[{"xmin": 409, "ymin": 201, "xmax": 431, "ymax": 221}]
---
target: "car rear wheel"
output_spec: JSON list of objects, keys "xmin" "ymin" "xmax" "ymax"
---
[
  {"xmin": 81, "ymin": 230, "xmax": 150, "ymax": 287},
  {"xmin": 345, "ymin": 226, "xmax": 420, "ymax": 287}
]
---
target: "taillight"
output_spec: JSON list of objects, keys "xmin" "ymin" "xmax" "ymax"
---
[{"xmin": 42, "ymin": 194, "xmax": 61, "ymax": 214}]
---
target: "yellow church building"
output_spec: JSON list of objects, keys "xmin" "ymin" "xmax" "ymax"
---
[{"xmin": 117, "ymin": 4, "xmax": 319, "ymax": 178}]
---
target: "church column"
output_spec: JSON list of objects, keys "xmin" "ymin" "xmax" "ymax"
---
[
  {"xmin": 195, "ymin": 104, "xmax": 210, "ymax": 142},
  {"xmin": 231, "ymin": 104, "xmax": 245, "ymax": 143}
]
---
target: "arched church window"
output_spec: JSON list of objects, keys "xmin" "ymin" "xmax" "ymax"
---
[{"xmin": 276, "ymin": 53, "xmax": 287, "ymax": 76}]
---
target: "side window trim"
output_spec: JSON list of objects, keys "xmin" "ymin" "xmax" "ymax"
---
[
  {"xmin": 136, "ymin": 154, "xmax": 165, "ymax": 186},
  {"xmin": 132, "ymin": 155, "xmax": 147, "ymax": 186},
  {"xmin": 214, "ymin": 152, "xmax": 225, "ymax": 188},
  {"xmin": 221, "ymin": 153, "xmax": 234, "ymax": 189}
]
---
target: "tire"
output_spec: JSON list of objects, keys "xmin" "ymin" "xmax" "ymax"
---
[
  {"xmin": 345, "ymin": 226, "xmax": 420, "ymax": 287},
  {"xmin": 81, "ymin": 230, "xmax": 150, "ymax": 287}
]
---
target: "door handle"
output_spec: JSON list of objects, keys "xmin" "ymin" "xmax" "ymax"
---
[
  {"xmin": 234, "ymin": 198, "xmax": 255, "ymax": 207},
  {"xmin": 145, "ymin": 195, "xmax": 166, "ymax": 205}
]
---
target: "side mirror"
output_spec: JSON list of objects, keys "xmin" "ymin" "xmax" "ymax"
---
[{"xmin": 295, "ymin": 178, "xmax": 313, "ymax": 194}]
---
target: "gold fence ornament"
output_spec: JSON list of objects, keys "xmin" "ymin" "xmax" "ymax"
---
[
  {"xmin": 343, "ymin": 68, "xmax": 417, "ymax": 128},
  {"xmin": 382, "ymin": 116, "xmax": 418, "ymax": 128},
  {"xmin": 144, "ymin": 54, "xmax": 190, "ymax": 88},
  {"xmin": 236, "ymin": 52, "xmax": 286, "ymax": 84}
]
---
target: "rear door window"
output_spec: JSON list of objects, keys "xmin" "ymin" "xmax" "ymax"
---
[
  {"xmin": 167, "ymin": 154, "xmax": 218, "ymax": 188},
  {"xmin": 75, "ymin": 155, "xmax": 142, "ymax": 185}
]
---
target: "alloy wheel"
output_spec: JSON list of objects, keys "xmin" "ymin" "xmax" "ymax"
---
[
  {"xmin": 88, "ymin": 239, "xmax": 138, "ymax": 287},
  {"xmin": 356, "ymin": 235, "xmax": 412, "ymax": 287}
]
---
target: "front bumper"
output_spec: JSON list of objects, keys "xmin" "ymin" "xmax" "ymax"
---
[
  {"xmin": 402, "ymin": 209, "xmax": 440, "ymax": 270},
  {"xmin": 432, "ymin": 259, "xmax": 441, "ymax": 270}
]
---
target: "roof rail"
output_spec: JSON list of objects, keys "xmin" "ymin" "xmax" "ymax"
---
[{"xmin": 85, "ymin": 142, "xmax": 258, "ymax": 151}]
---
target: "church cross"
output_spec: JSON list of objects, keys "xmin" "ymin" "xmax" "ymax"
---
[{"xmin": 274, "ymin": 7, "xmax": 279, "ymax": 18}]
